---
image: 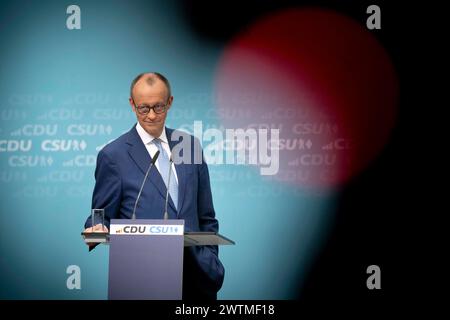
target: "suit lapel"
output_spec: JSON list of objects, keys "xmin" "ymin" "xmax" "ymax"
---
[
  {"xmin": 126, "ymin": 126, "xmax": 168, "ymax": 202},
  {"xmin": 167, "ymin": 127, "xmax": 187, "ymax": 215}
]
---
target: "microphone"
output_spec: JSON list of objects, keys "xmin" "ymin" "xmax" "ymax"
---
[
  {"xmin": 131, "ymin": 150, "xmax": 160, "ymax": 220},
  {"xmin": 163, "ymin": 155, "xmax": 174, "ymax": 220}
]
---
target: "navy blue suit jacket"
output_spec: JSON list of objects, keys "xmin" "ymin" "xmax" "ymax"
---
[{"xmin": 85, "ymin": 125, "xmax": 224, "ymax": 299}]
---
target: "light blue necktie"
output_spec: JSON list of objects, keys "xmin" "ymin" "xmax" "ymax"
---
[{"xmin": 153, "ymin": 139, "xmax": 178, "ymax": 211}]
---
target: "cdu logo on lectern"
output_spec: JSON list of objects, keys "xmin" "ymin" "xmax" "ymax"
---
[
  {"xmin": 110, "ymin": 224, "xmax": 147, "ymax": 235},
  {"xmin": 123, "ymin": 226, "xmax": 147, "ymax": 233},
  {"xmin": 110, "ymin": 224, "xmax": 184, "ymax": 235}
]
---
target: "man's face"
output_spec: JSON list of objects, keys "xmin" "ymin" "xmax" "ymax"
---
[{"xmin": 129, "ymin": 77, "xmax": 173, "ymax": 137}]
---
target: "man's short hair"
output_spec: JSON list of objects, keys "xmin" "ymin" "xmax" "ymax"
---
[{"xmin": 130, "ymin": 72, "xmax": 172, "ymax": 100}]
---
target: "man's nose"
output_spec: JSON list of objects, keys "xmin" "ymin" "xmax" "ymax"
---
[{"xmin": 146, "ymin": 109, "xmax": 157, "ymax": 120}]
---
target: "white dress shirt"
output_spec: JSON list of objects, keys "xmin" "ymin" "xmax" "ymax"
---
[{"xmin": 135, "ymin": 122, "xmax": 179, "ymax": 184}]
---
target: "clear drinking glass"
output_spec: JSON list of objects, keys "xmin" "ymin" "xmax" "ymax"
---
[{"xmin": 91, "ymin": 208, "xmax": 105, "ymax": 231}]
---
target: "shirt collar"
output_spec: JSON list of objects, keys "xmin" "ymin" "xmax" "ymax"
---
[{"xmin": 135, "ymin": 122, "xmax": 168, "ymax": 145}]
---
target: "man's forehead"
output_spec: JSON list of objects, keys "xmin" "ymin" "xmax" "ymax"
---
[
  {"xmin": 133, "ymin": 90, "xmax": 167, "ymax": 99},
  {"xmin": 133, "ymin": 79, "xmax": 168, "ymax": 100}
]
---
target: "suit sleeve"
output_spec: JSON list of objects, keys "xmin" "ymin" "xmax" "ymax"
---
[
  {"xmin": 84, "ymin": 149, "xmax": 122, "ymax": 229},
  {"xmin": 191, "ymin": 151, "xmax": 225, "ymax": 293}
]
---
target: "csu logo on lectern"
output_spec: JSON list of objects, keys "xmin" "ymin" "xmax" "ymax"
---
[{"xmin": 149, "ymin": 226, "xmax": 179, "ymax": 234}]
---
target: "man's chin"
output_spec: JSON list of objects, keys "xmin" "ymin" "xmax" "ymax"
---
[{"xmin": 143, "ymin": 124, "xmax": 162, "ymax": 136}]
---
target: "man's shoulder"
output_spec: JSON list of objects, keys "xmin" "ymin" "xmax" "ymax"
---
[
  {"xmin": 167, "ymin": 127, "xmax": 190, "ymax": 137},
  {"xmin": 99, "ymin": 126, "xmax": 135, "ymax": 155},
  {"xmin": 167, "ymin": 127, "xmax": 200, "ymax": 146},
  {"xmin": 167, "ymin": 127, "xmax": 205, "ymax": 166}
]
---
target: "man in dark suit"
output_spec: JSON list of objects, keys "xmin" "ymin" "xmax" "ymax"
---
[{"xmin": 83, "ymin": 72, "xmax": 224, "ymax": 300}]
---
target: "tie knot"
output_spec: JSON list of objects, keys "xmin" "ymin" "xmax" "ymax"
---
[{"xmin": 153, "ymin": 138, "xmax": 163, "ymax": 149}]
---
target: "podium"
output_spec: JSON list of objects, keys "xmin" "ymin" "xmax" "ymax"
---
[{"xmin": 82, "ymin": 219, "xmax": 234, "ymax": 300}]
